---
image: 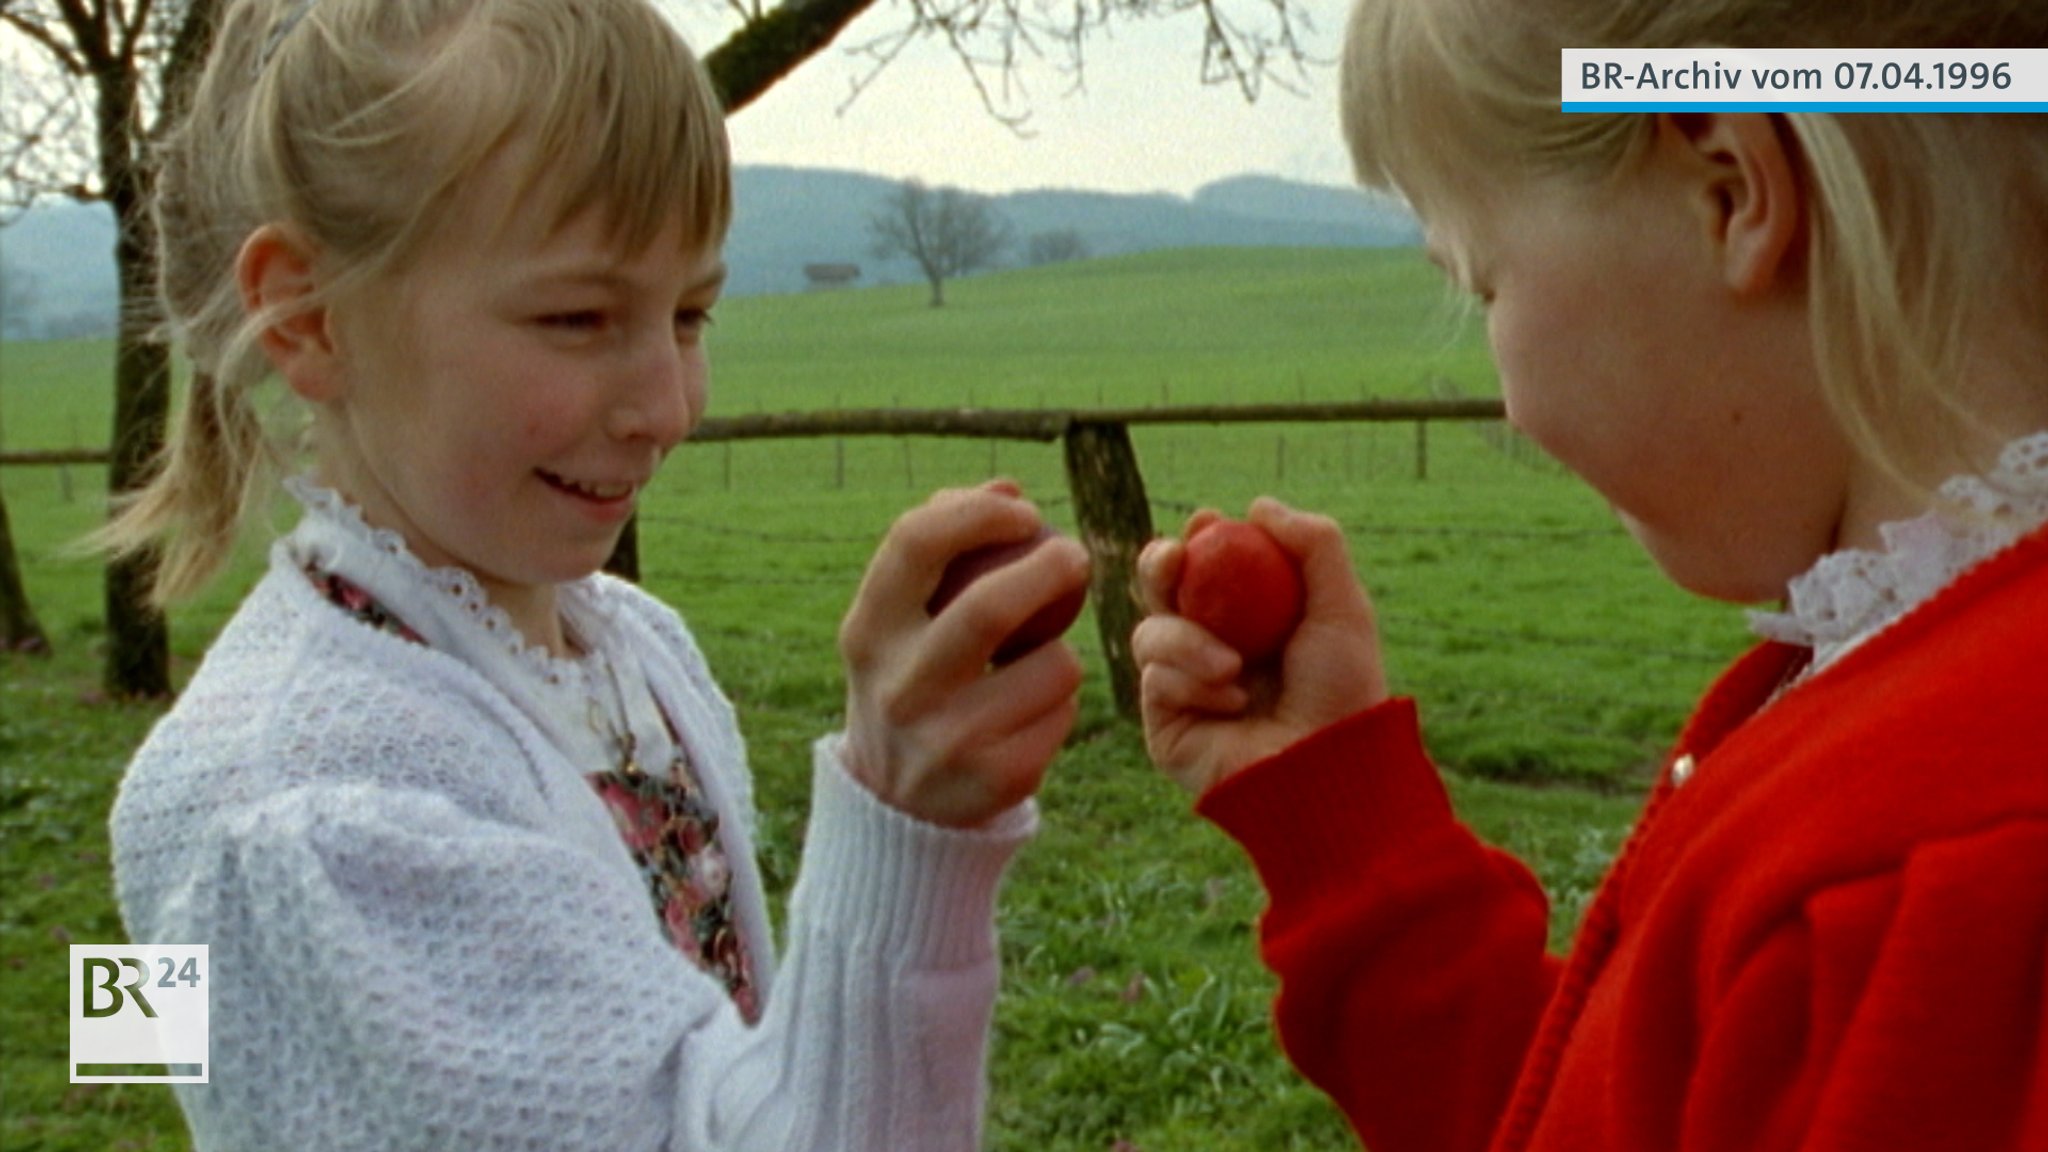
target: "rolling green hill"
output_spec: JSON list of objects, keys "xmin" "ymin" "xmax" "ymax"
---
[
  {"xmin": 706, "ymin": 246, "xmax": 1488, "ymax": 412},
  {"xmin": 2, "ymin": 246, "xmax": 1480, "ymax": 446}
]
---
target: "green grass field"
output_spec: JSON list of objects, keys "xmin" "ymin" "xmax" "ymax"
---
[{"xmin": 1, "ymin": 248, "xmax": 1750, "ymax": 1149}]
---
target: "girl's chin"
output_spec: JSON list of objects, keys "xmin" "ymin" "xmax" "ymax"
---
[{"xmin": 1628, "ymin": 526, "xmax": 1800, "ymax": 606}]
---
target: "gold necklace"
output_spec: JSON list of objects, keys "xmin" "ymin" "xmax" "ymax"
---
[{"xmin": 587, "ymin": 652, "xmax": 644, "ymax": 779}]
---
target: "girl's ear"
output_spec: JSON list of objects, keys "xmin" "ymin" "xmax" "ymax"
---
[
  {"xmin": 1658, "ymin": 112, "xmax": 1804, "ymax": 296},
  {"xmin": 236, "ymin": 224, "xmax": 346, "ymax": 403}
]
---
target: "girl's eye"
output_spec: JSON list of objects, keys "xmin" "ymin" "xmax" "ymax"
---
[
  {"xmin": 540, "ymin": 310, "xmax": 607, "ymax": 331},
  {"xmin": 675, "ymin": 308, "xmax": 715, "ymax": 338}
]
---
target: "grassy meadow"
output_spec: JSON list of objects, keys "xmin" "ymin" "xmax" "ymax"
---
[{"xmin": 2, "ymin": 248, "xmax": 1754, "ymax": 1149}]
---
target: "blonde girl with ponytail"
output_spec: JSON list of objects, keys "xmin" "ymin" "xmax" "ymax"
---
[{"xmin": 109, "ymin": 2, "xmax": 1091, "ymax": 1148}]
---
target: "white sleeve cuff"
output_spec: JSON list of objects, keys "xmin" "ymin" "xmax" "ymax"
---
[{"xmin": 787, "ymin": 733, "xmax": 1038, "ymax": 970}]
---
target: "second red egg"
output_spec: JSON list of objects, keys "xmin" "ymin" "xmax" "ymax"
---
[{"xmin": 1175, "ymin": 517, "xmax": 1305, "ymax": 664}]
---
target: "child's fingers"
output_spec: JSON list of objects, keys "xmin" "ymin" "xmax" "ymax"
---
[
  {"xmin": 1135, "ymin": 507, "xmax": 1231, "ymax": 617},
  {"xmin": 922, "ymin": 535, "xmax": 1090, "ymax": 675},
  {"xmin": 895, "ymin": 640, "xmax": 1084, "ymax": 824},
  {"xmin": 1136, "ymin": 536, "xmax": 1184, "ymax": 616},
  {"xmin": 1131, "ymin": 613, "xmax": 1243, "ymax": 686},
  {"xmin": 1139, "ymin": 660, "xmax": 1251, "ymax": 720},
  {"xmin": 955, "ymin": 689, "xmax": 1082, "ymax": 817},
  {"xmin": 950, "ymin": 634, "xmax": 1085, "ymax": 736},
  {"xmin": 1181, "ymin": 507, "xmax": 1225, "ymax": 537},
  {"xmin": 886, "ymin": 484, "xmax": 1042, "ymax": 597},
  {"xmin": 843, "ymin": 485, "xmax": 1044, "ymax": 657},
  {"xmin": 980, "ymin": 636, "xmax": 1086, "ymax": 732},
  {"xmin": 1247, "ymin": 497, "xmax": 1366, "ymax": 620}
]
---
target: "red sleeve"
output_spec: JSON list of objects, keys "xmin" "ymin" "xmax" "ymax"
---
[
  {"xmin": 1675, "ymin": 818, "xmax": 2048, "ymax": 1152},
  {"xmin": 1197, "ymin": 699, "xmax": 1560, "ymax": 1152}
]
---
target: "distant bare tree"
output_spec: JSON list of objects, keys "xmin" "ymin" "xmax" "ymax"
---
[
  {"xmin": 1025, "ymin": 228, "xmax": 1089, "ymax": 266},
  {"xmin": 868, "ymin": 180, "xmax": 1011, "ymax": 307}
]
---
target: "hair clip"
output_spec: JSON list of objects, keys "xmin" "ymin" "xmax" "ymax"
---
[{"xmin": 254, "ymin": 0, "xmax": 322, "ymax": 76}]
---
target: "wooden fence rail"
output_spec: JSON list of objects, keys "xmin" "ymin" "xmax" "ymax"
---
[
  {"xmin": 0, "ymin": 448, "xmax": 111, "ymax": 466},
  {"xmin": 2, "ymin": 397, "xmax": 1508, "ymax": 715}
]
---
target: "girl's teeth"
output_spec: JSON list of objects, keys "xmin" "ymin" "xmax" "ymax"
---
[{"xmin": 549, "ymin": 473, "xmax": 631, "ymax": 500}]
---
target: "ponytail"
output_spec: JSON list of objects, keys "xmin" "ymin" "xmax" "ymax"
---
[{"xmin": 92, "ymin": 366, "xmax": 277, "ymax": 607}]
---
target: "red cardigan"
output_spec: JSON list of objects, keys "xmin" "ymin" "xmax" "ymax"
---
[{"xmin": 1200, "ymin": 525, "xmax": 2048, "ymax": 1152}]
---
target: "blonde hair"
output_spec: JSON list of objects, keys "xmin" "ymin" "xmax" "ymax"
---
[
  {"xmin": 104, "ymin": 0, "xmax": 731, "ymax": 606},
  {"xmin": 1340, "ymin": 0, "xmax": 2048, "ymax": 490}
]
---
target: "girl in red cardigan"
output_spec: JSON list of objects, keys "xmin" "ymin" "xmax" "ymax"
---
[{"xmin": 1131, "ymin": 2, "xmax": 2048, "ymax": 1150}]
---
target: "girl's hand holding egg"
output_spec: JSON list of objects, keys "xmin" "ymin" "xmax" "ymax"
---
[{"xmin": 1133, "ymin": 500, "xmax": 1390, "ymax": 794}]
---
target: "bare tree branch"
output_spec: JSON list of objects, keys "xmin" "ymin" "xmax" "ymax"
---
[
  {"xmin": 835, "ymin": 17, "xmax": 1036, "ymax": 133},
  {"xmin": 0, "ymin": 50, "xmax": 96, "ymax": 215},
  {"xmin": 2, "ymin": 4, "xmax": 90, "ymax": 73},
  {"xmin": 118, "ymin": 0, "xmax": 152, "ymax": 47},
  {"xmin": 53, "ymin": 0, "xmax": 115, "ymax": 74},
  {"xmin": 692, "ymin": 0, "xmax": 1317, "ymax": 131},
  {"xmin": 827, "ymin": 0, "xmax": 1316, "ymax": 124}
]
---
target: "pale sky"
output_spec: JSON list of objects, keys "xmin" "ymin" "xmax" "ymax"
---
[{"xmin": 666, "ymin": 1, "xmax": 1358, "ymax": 197}]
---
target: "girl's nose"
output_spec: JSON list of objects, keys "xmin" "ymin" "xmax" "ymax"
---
[{"xmin": 609, "ymin": 338, "xmax": 700, "ymax": 449}]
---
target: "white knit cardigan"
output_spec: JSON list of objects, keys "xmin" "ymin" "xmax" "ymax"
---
[{"xmin": 112, "ymin": 486, "xmax": 1037, "ymax": 1151}]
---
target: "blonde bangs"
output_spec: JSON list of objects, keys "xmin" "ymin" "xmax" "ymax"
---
[
  {"xmin": 1338, "ymin": 0, "xmax": 1477, "ymax": 212},
  {"xmin": 1339, "ymin": 0, "xmax": 1643, "ymax": 220},
  {"xmin": 386, "ymin": 0, "xmax": 729, "ymax": 260},
  {"xmin": 495, "ymin": 0, "xmax": 730, "ymax": 254}
]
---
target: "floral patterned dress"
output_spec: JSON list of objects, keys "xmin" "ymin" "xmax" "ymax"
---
[{"xmin": 308, "ymin": 568, "xmax": 760, "ymax": 1022}]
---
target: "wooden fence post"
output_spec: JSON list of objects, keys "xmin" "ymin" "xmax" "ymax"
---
[{"xmin": 1062, "ymin": 420, "xmax": 1153, "ymax": 719}]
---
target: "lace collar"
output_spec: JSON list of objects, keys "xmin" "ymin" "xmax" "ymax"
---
[
  {"xmin": 281, "ymin": 476, "xmax": 674, "ymax": 775},
  {"xmin": 1749, "ymin": 431, "xmax": 2048, "ymax": 671},
  {"xmin": 284, "ymin": 476, "xmax": 606, "ymax": 684}
]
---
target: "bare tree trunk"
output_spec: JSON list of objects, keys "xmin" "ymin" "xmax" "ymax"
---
[
  {"xmin": 99, "ymin": 53, "xmax": 173, "ymax": 698},
  {"xmin": 103, "ymin": 243, "xmax": 173, "ymax": 696},
  {"xmin": 81, "ymin": 0, "xmax": 223, "ymax": 697},
  {"xmin": 0, "ymin": 480, "xmax": 52, "ymax": 656}
]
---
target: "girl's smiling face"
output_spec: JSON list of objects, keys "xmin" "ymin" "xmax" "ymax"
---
[
  {"xmin": 312, "ymin": 159, "xmax": 725, "ymax": 643},
  {"xmin": 1422, "ymin": 124, "xmax": 1856, "ymax": 604}
]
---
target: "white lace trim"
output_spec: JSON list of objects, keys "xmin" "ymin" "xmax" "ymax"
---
[
  {"xmin": 1749, "ymin": 431, "xmax": 2048, "ymax": 669},
  {"xmin": 284, "ymin": 476, "xmax": 608, "ymax": 686},
  {"xmin": 282, "ymin": 476, "xmax": 672, "ymax": 773}
]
